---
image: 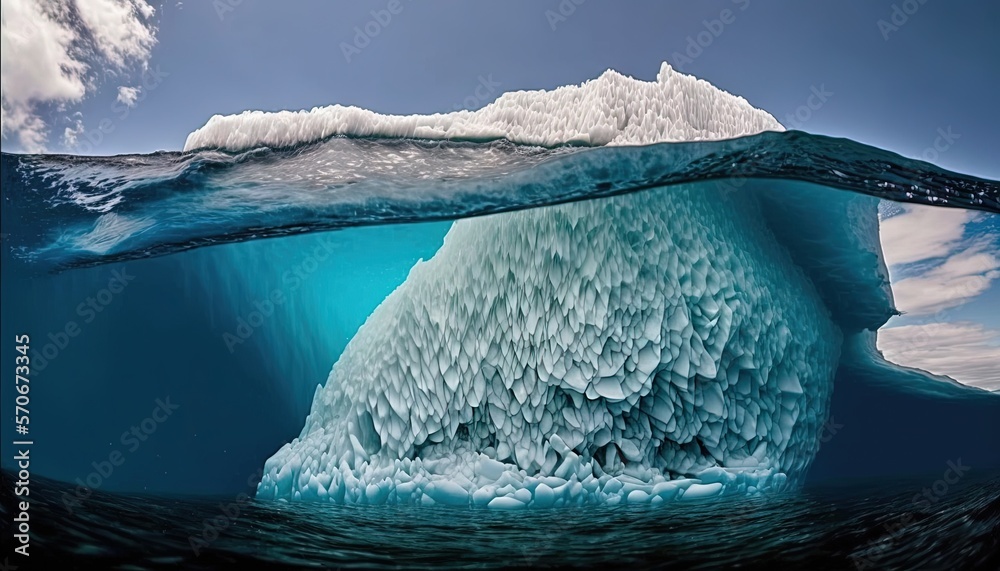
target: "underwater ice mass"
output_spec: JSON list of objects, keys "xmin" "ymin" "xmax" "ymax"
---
[{"xmin": 173, "ymin": 63, "xmax": 974, "ymax": 508}]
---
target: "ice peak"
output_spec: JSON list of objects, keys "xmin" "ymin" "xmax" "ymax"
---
[{"xmin": 183, "ymin": 62, "xmax": 782, "ymax": 152}]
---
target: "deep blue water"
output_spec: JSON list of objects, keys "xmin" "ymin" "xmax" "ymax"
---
[{"xmin": 1, "ymin": 132, "xmax": 999, "ymax": 568}]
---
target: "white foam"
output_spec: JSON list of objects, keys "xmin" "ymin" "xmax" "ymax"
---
[{"xmin": 184, "ymin": 62, "xmax": 782, "ymax": 152}]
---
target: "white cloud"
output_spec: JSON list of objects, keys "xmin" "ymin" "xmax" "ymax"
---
[
  {"xmin": 0, "ymin": 0, "xmax": 157, "ymax": 152},
  {"xmin": 1, "ymin": 1, "xmax": 85, "ymax": 151},
  {"xmin": 62, "ymin": 116, "xmax": 84, "ymax": 147},
  {"xmin": 75, "ymin": 0, "xmax": 156, "ymax": 68},
  {"xmin": 878, "ymin": 322, "xmax": 1000, "ymax": 391},
  {"xmin": 891, "ymin": 242, "xmax": 1000, "ymax": 315},
  {"xmin": 879, "ymin": 204, "xmax": 976, "ymax": 267},
  {"xmin": 878, "ymin": 204, "xmax": 1000, "ymax": 389},
  {"xmin": 116, "ymin": 85, "xmax": 140, "ymax": 107},
  {"xmin": 880, "ymin": 204, "xmax": 999, "ymax": 316}
]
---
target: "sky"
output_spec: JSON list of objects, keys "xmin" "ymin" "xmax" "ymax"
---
[{"xmin": 0, "ymin": 0, "xmax": 997, "ymax": 387}]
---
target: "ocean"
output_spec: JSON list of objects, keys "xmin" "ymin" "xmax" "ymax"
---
[{"xmin": 2, "ymin": 130, "xmax": 998, "ymax": 569}]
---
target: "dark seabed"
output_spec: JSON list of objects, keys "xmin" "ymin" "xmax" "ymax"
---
[{"xmin": 2, "ymin": 469, "xmax": 998, "ymax": 569}]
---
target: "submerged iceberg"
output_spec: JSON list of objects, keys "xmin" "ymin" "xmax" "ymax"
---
[{"xmin": 190, "ymin": 64, "xmax": 906, "ymax": 507}]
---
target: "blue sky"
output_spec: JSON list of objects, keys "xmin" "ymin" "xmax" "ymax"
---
[
  {"xmin": 1, "ymin": 0, "xmax": 997, "ymax": 386},
  {"xmin": 2, "ymin": 0, "xmax": 998, "ymax": 176}
]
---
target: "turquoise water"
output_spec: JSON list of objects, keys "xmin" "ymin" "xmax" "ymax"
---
[
  {"xmin": 1, "ymin": 131, "xmax": 998, "ymax": 567},
  {"xmin": 3, "ymin": 131, "xmax": 995, "ymax": 272}
]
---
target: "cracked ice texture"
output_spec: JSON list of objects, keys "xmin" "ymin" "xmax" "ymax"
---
[
  {"xmin": 256, "ymin": 184, "xmax": 842, "ymax": 506},
  {"xmin": 228, "ymin": 64, "xmax": 858, "ymax": 507}
]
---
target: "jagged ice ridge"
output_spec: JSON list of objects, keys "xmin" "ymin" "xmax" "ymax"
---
[
  {"xmin": 184, "ymin": 63, "xmax": 783, "ymax": 151},
  {"xmin": 188, "ymin": 63, "xmax": 890, "ymax": 507}
]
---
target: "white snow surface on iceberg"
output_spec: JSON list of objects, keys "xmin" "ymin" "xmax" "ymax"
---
[
  {"xmin": 184, "ymin": 63, "xmax": 783, "ymax": 152},
  {"xmin": 241, "ymin": 63, "xmax": 852, "ymax": 507}
]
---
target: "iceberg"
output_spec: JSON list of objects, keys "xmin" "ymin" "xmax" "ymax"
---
[
  {"xmin": 184, "ymin": 63, "xmax": 783, "ymax": 151},
  {"xmin": 179, "ymin": 63, "xmax": 987, "ymax": 507},
  {"xmin": 257, "ymin": 180, "xmax": 850, "ymax": 507}
]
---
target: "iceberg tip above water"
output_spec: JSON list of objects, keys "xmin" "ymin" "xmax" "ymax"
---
[{"xmin": 183, "ymin": 62, "xmax": 784, "ymax": 152}]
